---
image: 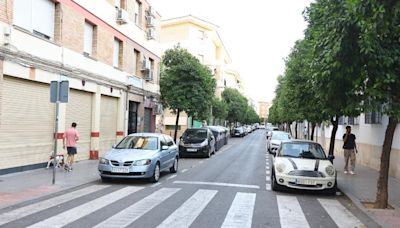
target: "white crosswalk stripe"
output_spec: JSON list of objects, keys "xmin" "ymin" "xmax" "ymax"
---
[
  {"xmin": 318, "ymin": 198, "xmax": 364, "ymax": 228},
  {"xmin": 221, "ymin": 192, "xmax": 256, "ymax": 228},
  {"xmin": 27, "ymin": 186, "xmax": 143, "ymax": 228},
  {"xmin": 94, "ymin": 188, "xmax": 180, "ymax": 228},
  {"xmin": 0, "ymin": 185, "xmax": 109, "ymax": 226},
  {"xmin": 157, "ymin": 189, "xmax": 217, "ymax": 228},
  {"xmin": 277, "ymin": 195, "xmax": 310, "ymax": 228}
]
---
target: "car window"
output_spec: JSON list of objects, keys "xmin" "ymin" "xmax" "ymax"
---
[
  {"xmin": 160, "ymin": 136, "xmax": 168, "ymax": 147},
  {"xmin": 271, "ymin": 133, "xmax": 290, "ymax": 140},
  {"xmin": 166, "ymin": 136, "xmax": 174, "ymax": 146},
  {"xmin": 116, "ymin": 136, "xmax": 159, "ymax": 150},
  {"xmin": 279, "ymin": 143, "xmax": 327, "ymax": 159},
  {"xmin": 182, "ymin": 129, "xmax": 207, "ymax": 141}
]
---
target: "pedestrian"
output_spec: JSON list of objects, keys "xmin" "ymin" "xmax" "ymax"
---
[
  {"xmin": 63, "ymin": 122, "xmax": 79, "ymax": 172},
  {"xmin": 343, "ymin": 125, "xmax": 357, "ymax": 175}
]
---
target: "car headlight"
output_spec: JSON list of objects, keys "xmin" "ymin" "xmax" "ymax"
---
[
  {"xmin": 99, "ymin": 158, "xmax": 109, "ymax": 164},
  {"xmin": 275, "ymin": 163, "xmax": 286, "ymax": 173},
  {"xmin": 325, "ymin": 165, "xmax": 335, "ymax": 176},
  {"xmin": 200, "ymin": 139, "xmax": 208, "ymax": 147},
  {"xmin": 133, "ymin": 159, "xmax": 152, "ymax": 166},
  {"xmin": 179, "ymin": 140, "xmax": 184, "ymax": 146}
]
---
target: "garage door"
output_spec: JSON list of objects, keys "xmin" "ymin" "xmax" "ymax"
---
[
  {"xmin": 0, "ymin": 76, "xmax": 54, "ymax": 169},
  {"xmin": 99, "ymin": 95, "xmax": 118, "ymax": 155},
  {"xmin": 65, "ymin": 89, "xmax": 92, "ymax": 161}
]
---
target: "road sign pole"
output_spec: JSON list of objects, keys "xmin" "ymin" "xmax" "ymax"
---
[{"xmin": 52, "ymin": 82, "xmax": 60, "ymax": 185}]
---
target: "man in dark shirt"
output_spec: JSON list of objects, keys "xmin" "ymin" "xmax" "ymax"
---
[{"xmin": 343, "ymin": 126, "xmax": 357, "ymax": 175}]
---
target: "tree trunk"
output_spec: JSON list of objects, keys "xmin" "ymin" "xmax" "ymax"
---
[
  {"xmin": 329, "ymin": 116, "xmax": 338, "ymax": 156},
  {"xmin": 295, "ymin": 122, "xmax": 298, "ymax": 139},
  {"xmin": 307, "ymin": 122, "xmax": 310, "ymax": 140},
  {"xmin": 374, "ymin": 116, "xmax": 398, "ymax": 209},
  {"xmin": 191, "ymin": 116, "xmax": 194, "ymax": 128},
  {"xmin": 311, "ymin": 123, "xmax": 316, "ymax": 141},
  {"xmin": 173, "ymin": 109, "xmax": 180, "ymax": 143}
]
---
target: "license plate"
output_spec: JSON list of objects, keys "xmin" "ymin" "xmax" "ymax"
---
[
  {"xmin": 111, "ymin": 167, "xmax": 129, "ymax": 173},
  {"xmin": 187, "ymin": 148, "xmax": 197, "ymax": 152},
  {"xmin": 235, "ymin": 133, "xmax": 239, "ymax": 135},
  {"xmin": 295, "ymin": 179, "xmax": 316, "ymax": 185}
]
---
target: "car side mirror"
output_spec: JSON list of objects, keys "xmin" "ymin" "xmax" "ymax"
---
[
  {"xmin": 112, "ymin": 144, "xmax": 116, "ymax": 148},
  {"xmin": 162, "ymin": 145, "xmax": 169, "ymax": 150},
  {"xmin": 328, "ymin": 155, "xmax": 335, "ymax": 162}
]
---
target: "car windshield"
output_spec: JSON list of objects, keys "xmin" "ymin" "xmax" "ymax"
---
[
  {"xmin": 115, "ymin": 136, "xmax": 158, "ymax": 150},
  {"xmin": 182, "ymin": 129, "xmax": 207, "ymax": 141},
  {"xmin": 271, "ymin": 133, "xmax": 290, "ymax": 140},
  {"xmin": 280, "ymin": 143, "xmax": 327, "ymax": 159}
]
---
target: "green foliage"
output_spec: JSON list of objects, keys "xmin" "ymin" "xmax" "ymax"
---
[
  {"xmin": 221, "ymin": 88, "xmax": 259, "ymax": 124},
  {"xmin": 160, "ymin": 47, "xmax": 216, "ymax": 120},
  {"xmin": 211, "ymin": 97, "xmax": 228, "ymax": 121}
]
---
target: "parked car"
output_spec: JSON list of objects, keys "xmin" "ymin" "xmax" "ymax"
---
[
  {"xmin": 98, "ymin": 133, "xmax": 178, "ymax": 183},
  {"xmin": 233, "ymin": 126, "xmax": 245, "ymax": 137},
  {"xmin": 267, "ymin": 131, "xmax": 291, "ymax": 153},
  {"xmin": 179, "ymin": 128, "xmax": 216, "ymax": 158},
  {"xmin": 270, "ymin": 140, "xmax": 336, "ymax": 194}
]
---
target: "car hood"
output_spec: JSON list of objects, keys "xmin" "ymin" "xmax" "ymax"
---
[
  {"xmin": 275, "ymin": 157, "xmax": 333, "ymax": 172},
  {"xmin": 270, "ymin": 140, "xmax": 282, "ymax": 146},
  {"xmin": 103, "ymin": 149, "xmax": 157, "ymax": 161}
]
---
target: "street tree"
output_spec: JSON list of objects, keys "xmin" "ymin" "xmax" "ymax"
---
[
  {"xmin": 160, "ymin": 47, "xmax": 216, "ymax": 142},
  {"xmin": 211, "ymin": 97, "xmax": 228, "ymax": 125},
  {"xmin": 221, "ymin": 88, "xmax": 248, "ymax": 126}
]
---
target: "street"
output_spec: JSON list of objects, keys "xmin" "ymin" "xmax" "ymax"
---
[{"xmin": 0, "ymin": 130, "xmax": 379, "ymax": 228}]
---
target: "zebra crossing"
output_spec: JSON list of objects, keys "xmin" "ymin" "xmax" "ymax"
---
[{"xmin": 0, "ymin": 184, "xmax": 365, "ymax": 228}]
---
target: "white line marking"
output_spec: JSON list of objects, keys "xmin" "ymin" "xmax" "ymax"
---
[
  {"xmin": 265, "ymin": 184, "xmax": 271, "ymax": 190},
  {"xmin": 221, "ymin": 192, "xmax": 256, "ymax": 228},
  {"xmin": 199, "ymin": 161, "xmax": 204, "ymax": 164},
  {"xmin": 266, "ymin": 176, "xmax": 271, "ymax": 181},
  {"xmin": 0, "ymin": 185, "xmax": 109, "ymax": 226},
  {"xmin": 318, "ymin": 199, "xmax": 364, "ymax": 228},
  {"xmin": 157, "ymin": 189, "xmax": 217, "ymax": 228},
  {"xmin": 150, "ymin": 182, "xmax": 161, "ymax": 188},
  {"xmin": 277, "ymin": 195, "xmax": 310, "ymax": 228},
  {"xmin": 94, "ymin": 188, "xmax": 180, "ymax": 228},
  {"xmin": 266, "ymin": 166, "xmax": 270, "ymax": 169},
  {"xmin": 167, "ymin": 174, "xmax": 177, "ymax": 180},
  {"xmin": 181, "ymin": 169, "xmax": 188, "ymax": 173},
  {"xmin": 266, "ymin": 170, "xmax": 271, "ymax": 175},
  {"xmin": 173, "ymin": 181, "xmax": 260, "ymax": 189},
  {"xmin": 28, "ymin": 187, "xmax": 143, "ymax": 228}
]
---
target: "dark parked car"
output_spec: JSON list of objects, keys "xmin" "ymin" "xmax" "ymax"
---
[
  {"xmin": 233, "ymin": 126, "xmax": 245, "ymax": 137},
  {"xmin": 179, "ymin": 128, "xmax": 216, "ymax": 158}
]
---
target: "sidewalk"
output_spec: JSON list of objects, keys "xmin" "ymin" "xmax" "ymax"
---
[
  {"xmin": 0, "ymin": 160, "xmax": 99, "ymax": 209},
  {"xmin": 334, "ymin": 156, "xmax": 400, "ymax": 228}
]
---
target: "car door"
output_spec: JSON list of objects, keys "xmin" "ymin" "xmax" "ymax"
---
[
  {"xmin": 166, "ymin": 135, "xmax": 177, "ymax": 166},
  {"xmin": 159, "ymin": 136, "xmax": 170, "ymax": 170}
]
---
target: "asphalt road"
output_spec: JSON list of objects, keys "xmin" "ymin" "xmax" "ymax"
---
[{"xmin": 0, "ymin": 130, "xmax": 380, "ymax": 228}]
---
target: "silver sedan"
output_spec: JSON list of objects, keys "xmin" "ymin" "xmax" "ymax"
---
[{"xmin": 98, "ymin": 133, "xmax": 179, "ymax": 182}]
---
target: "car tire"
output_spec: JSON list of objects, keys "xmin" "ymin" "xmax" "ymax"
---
[
  {"xmin": 170, "ymin": 157, "xmax": 178, "ymax": 173},
  {"xmin": 205, "ymin": 149, "xmax": 211, "ymax": 158},
  {"xmin": 271, "ymin": 171, "xmax": 283, "ymax": 191},
  {"xmin": 101, "ymin": 176, "xmax": 111, "ymax": 182},
  {"xmin": 150, "ymin": 163, "xmax": 160, "ymax": 183}
]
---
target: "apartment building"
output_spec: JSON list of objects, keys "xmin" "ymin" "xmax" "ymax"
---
[
  {"xmin": 0, "ymin": 0, "xmax": 162, "ymax": 174},
  {"xmin": 158, "ymin": 15, "xmax": 242, "ymax": 137},
  {"xmin": 258, "ymin": 101, "xmax": 270, "ymax": 119}
]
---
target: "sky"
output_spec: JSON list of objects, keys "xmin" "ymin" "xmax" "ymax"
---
[{"xmin": 148, "ymin": 0, "xmax": 313, "ymax": 104}]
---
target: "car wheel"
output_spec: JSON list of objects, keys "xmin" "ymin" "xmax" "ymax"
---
[
  {"xmin": 101, "ymin": 176, "xmax": 111, "ymax": 182},
  {"xmin": 205, "ymin": 149, "xmax": 211, "ymax": 158},
  {"xmin": 170, "ymin": 157, "xmax": 178, "ymax": 173},
  {"xmin": 150, "ymin": 163, "xmax": 160, "ymax": 183},
  {"xmin": 271, "ymin": 171, "xmax": 283, "ymax": 191}
]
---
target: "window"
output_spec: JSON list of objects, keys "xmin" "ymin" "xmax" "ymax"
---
[
  {"xmin": 149, "ymin": 58, "xmax": 155, "ymax": 78},
  {"xmin": 84, "ymin": 21, "xmax": 94, "ymax": 56},
  {"xmin": 198, "ymin": 30, "xmax": 205, "ymax": 40},
  {"xmin": 166, "ymin": 125, "xmax": 181, "ymax": 130},
  {"xmin": 133, "ymin": 49, "xmax": 140, "ymax": 75},
  {"xmin": 338, "ymin": 116, "xmax": 345, "ymax": 125},
  {"xmin": 348, "ymin": 116, "xmax": 359, "ymax": 125},
  {"xmin": 365, "ymin": 112, "xmax": 382, "ymax": 124},
  {"xmin": 198, "ymin": 54, "xmax": 204, "ymax": 63},
  {"xmin": 113, "ymin": 38, "xmax": 122, "ymax": 68},
  {"xmin": 115, "ymin": 0, "xmax": 126, "ymax": 9},
  {"xmin": 134, "ymin": 0, "xmax": 142, "ymax": 26},
  {"xmin": 13, "ymin": 0, "xmax": 55, "ymax": 40}
]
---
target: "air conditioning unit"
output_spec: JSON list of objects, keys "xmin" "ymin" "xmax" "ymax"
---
[
  {"xmin": 141, "ymin": 59, "xmax": 151, "ymax": 71},
  {"xmin": 145, "ymin": 70, "xmax": 153, "ymax": 81},
  {"xmin": 147, "ymin": 6, "xmax": 156, "ymax": 17},
  {"xmin": 154, "ymin": 103, "xmax": 163, "ymax": 115},
  {"xmin": 116, "ymin": 8, "xmax": 128, "ymax": 24},
  {"xmin": 146, "ymin": 16, "xmax": 155, "ymax": 27},
  {"xmin": 147, "ymin": 28, "xmax": 156, "ymax": 40}
]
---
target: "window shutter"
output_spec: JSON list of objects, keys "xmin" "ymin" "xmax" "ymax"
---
[
  {"xmin": 13, "ymin": 0, "xmax": 33, "ymax": 31},
  {"xmin": 32, "ymin": 0, "xmax": 55, "ymax": 39},
  {"xmin": 113, "ymin": 39, "xmax": 120, "ymax": 67},
  {"xmin": 84, "ymin": 22, "xmax": 93, "ymax": 55}
]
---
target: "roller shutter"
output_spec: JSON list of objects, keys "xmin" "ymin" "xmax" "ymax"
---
[
  {"xmin": 0, "ymin": 76, "xmax": 54, "ymax": 169},
  {"xmin": 65, "ymin": 89, "xmax": 92, "ymax": 161},
  {"xmin": 99, "ymin": 95, "xmax": 118, "ymax": 155}
]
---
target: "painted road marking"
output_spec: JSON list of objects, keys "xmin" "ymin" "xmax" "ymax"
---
[
  {"xmin": 318, "ymin": 199, "xmax": 364, "ymax": 228},
  {"xmin": 266, "ymin": 176, "xmax": 271, "ymax": 181},
  {"xmin": 150, "ymin": 182, "xmax": 161, "ymax": 188},
  {"xmin": 157, "ymin": 189, "xmax": 217, "ymax": 228},
  {"xmin": 173, "ymin": 181, "xmax": 260, "ymax": 189},
  {"xmin": 28, "ymin": 187, "xmax": 143, "ymax": 228},
  {"xmin": 277, "ymin": 195, "xmax": 310, "ymax": 228},
  {"xmin": 94, "ymin": 188, "xmax": 180, "ymax": 228},
  {"xmin": 221, "ymin": 192, "xmax": 256, "ymax": 228},
  {"xmin": 265, "ymin": 184, "xmax": 271, "ymax": 191},
  {"xmin": 180, "ymin": 169, "xmax": 188, "ymax": 173},
  {"xmin": 0, "ymin": 185, "xmax": 109, "ymax": 226}
]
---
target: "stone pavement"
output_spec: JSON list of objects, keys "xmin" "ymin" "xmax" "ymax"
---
[
  {"xmin": 0, "ymin": 160, "xmax": 99, "ymax": 209},
  {"xmin": 334, "ymin": 155, "xmax": 400, "ymax": 228}
]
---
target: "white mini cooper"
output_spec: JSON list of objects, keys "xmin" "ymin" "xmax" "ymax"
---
[{"xmin": 271, "ymin": 140, "xmax": 336, "ymax": 195}]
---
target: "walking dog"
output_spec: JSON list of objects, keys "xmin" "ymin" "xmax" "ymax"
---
[{"xmin": 46, "ymin": 154, "xmax": 65, "ymax": 169}]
